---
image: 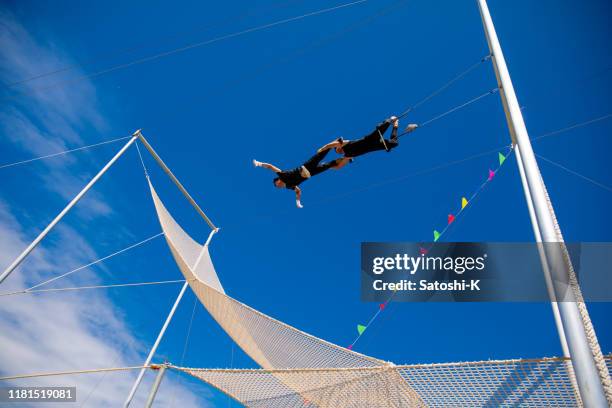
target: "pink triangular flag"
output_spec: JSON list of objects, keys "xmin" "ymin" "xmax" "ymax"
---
[
  {"xmin": 419, "ymin": 247, "xmax": 428, "ymax": 255},
  {"xmin": 488, "ymin": 169, "xmax": 495, "ymax": 181},
  {"xmin": 448, "ymin": 214, "xmax": 455, "ymax": 224},
  {"xmin": 347, "ymin": 344, "xmax": 353, "ymax": 350}
]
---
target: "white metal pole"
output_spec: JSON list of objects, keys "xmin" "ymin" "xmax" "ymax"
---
[
  {"xmin": 124, "ymin": 281, "xmax": 189, "ymax": 407},
  {"xmin": 515, "ymin": 146, "xmax": 581, "ymax": 400},
  {"xmin": 144, "ymin": 364, "xmax": 168, "ymax": 408},
  {"xmin": 515, "ymin": 146, "xmax": 571, "ymax": 357},
  {"xmin": 476, "ymin": 1, "xmax": 607, "ymax": 406},
  {"xmin": 0, "ymin": 132, "xmax": 139, "ymax": 286},
  {"xmin": 136, "ymin": 132, "xmax": 217, "ymax": 231}
]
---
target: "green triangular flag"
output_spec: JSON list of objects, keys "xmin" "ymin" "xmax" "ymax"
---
[
  {"xmin": 357, "ymin": 324, "xmax": 367, "ymax": 335},
  {"xmin": 433, "ymin": 230, "xmax": 441, "ymax": 242},
  {"xmin": 498, "ymin": 152, "xmax": 506, "ymax": 165}
]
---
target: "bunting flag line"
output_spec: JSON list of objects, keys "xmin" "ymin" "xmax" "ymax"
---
[{"xmin": 346, "ymin": 146, "xmax": 515, "ymax": 351}]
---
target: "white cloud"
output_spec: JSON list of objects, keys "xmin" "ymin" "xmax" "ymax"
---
[
  {"xmin": 0, "ymin": 9, "xmax": 114, "ymax": 219},
  {"xmin": 0, "ymin": 199, "xmax": 212, "ymax": 407},
  {"xmin": 0, "ymin": 11, "xmax": 213, "ymax": 407}
]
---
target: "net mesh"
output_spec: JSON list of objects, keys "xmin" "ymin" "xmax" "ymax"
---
[
  {"xmin": 176, "ymin": 356, "xmax": 612, "ymax": 408},
  {"xmin": 148, "ymin": 181, "xmax": 425, "ymax": 406},
  {"xmin": 540, "ymin": 178, "xmax": 612, "ymax": 404},
  {"xmin": 148, "ymin": 179, "xmax": 610, "ymax": 407}
]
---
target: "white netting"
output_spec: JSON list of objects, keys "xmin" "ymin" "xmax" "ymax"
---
[
  {"xmin": 180, "ymin": 366, "xmax": 424, "ymax": 408},
  {"xmin": 540, "ymin": 178, "xmax": 612, "ymax": 404},
  {"xmin": 176, "ymin": 356, "xmax": 612, "ymax": 408},
  {"xmin": 149, "ymin": 179, "xmax": 612, "ymax": 407},
  {"xmin": 148, "ymin": 180, "xmax": 425, "ymax": 406},
  {"xmin": 150, "ymin": 183, "xmax": 224, "ymax": 293}
]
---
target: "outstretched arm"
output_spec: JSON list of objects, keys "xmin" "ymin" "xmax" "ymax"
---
[
  {"xmin": 253, "ymin": 159, "xmax": 282, "ymax": 173},
  {"xmin": 317, "ymin": 139, "xmax": 345, "ymax": 154},
  {"xmin": 295, "ymin": 186, "xmax": 303, "ymax": 208}
]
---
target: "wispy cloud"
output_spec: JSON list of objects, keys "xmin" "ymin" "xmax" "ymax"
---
[
  {"xmin": 0, "ymin": 9, "xmax": 114, "ymax": 219},
  {"xmin": 0, "ymin": 10, "xmax": 212, "ymax": 407},
  {"xmin": 0, "ymin": 201, "xmax": 211, "ymax": 406}
]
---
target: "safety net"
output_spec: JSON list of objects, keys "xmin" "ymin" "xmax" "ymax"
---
[
  {"xmin": 148, "ymin": 179, "xmax": 612, "ymax": 407},
  {"xmin": 148, "ymin": 180, "xmax": 425, "ymax": 406},
  {"xmin": 175, "ymin": 356, "xmax": 612, "ymax": 408}
]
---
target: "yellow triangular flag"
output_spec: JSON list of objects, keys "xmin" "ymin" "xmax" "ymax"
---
[{"xmin": 461, "ymin": 197, "xmax": 468, "ymax": 209}]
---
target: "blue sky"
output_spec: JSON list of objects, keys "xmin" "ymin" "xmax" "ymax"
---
[{"xmin": 1, "ymin": 0, "xmax": 611, "ymax": 406}]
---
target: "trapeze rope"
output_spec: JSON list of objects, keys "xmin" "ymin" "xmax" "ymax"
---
[
  {"xmin": 228, "ymin": 111, "xmax": 611, "ymax": 229},
  {"xmin": 418, "ymin": 88, "xmax": 498, "ymax": 128},
  {"xmin": 0, "ymin": 135, "xmax": 132, "ymax": 170},
  {"xmin": 532, "ymin": 112, "xmax": 612, "ymax": 142},
  {"xmin": 9, "ymin": 0, "xmax": 368, "ymax": 96},
  {"xmin": 536, "ymin": 153, "xmax": 612, "ymax": 193},
  {"xmin": 0, "ymin": 366, "xmax": 150, "ymax": 381},
  {"xmin": 168, "ymin": 296, "xmax": 199, "ymax": 408},
  {"xmin": 5, "ymin": 1, "xmax": 308, "ymax": 88},
  {"xmin": 134, "ymin": 140, "xmax": 150, "ymax": 178},
  {"xmin": 397, "ymin": 54, "xmax": 492, "ymax": 119},
  {"xmin": 6, "ymin": 232, "xmax": 165, "ymax": 295},
  {"xmin": 0, "ymin": 279, "xmax": 185, "ymax": 298}
]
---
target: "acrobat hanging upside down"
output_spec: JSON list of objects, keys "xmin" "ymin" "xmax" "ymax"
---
[
  {"xmin": 253, "ymin": 116, "xmax": 418, "ymax": 208},
  {"xmin": 319, "ymin": 116, "xmax": 418, "ymax": 162}
]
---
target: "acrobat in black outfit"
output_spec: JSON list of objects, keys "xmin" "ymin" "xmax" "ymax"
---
[
  {"xmin": 253, "ymin": 146, "xmax": 350, "ymax": 208},
  {"xmin": 318, "ymin": 116, "xmax": 418, "ymax": 164}
]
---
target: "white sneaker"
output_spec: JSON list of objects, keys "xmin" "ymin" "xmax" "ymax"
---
[{"xmin": 253, "ymin": 159, "xmax": 262, "ymax": 167}]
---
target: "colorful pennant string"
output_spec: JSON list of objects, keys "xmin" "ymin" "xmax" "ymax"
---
[{"xmin": 346, "ymin": 147, "xmax": 514, "ymax": 350}]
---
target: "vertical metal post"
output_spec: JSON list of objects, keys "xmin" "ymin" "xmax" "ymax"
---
[
  {"xmin": 144, "ymin": 364, "xmax": 168, "ymax": 408},
  {"xmin": 0, "ymin": 132, "xmax": 140, "ymax": 285},
  {"xmin": 515, "ymin": 146, "xmax": 571, "ymax": 358},
  {"xmin": 124, "ymin": 282, "xmax": 189, "ymax": 407},
  {"xmin": 476, "ymin": 0, "xmax": 607, "ymax": 405},
  {"xmin": 516, "ymin": 146, "xmax": 581, "ymax": 400}
]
